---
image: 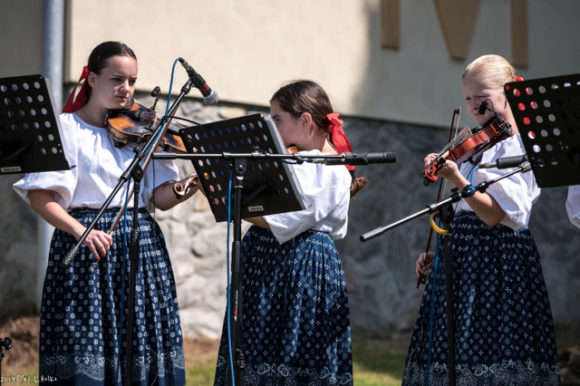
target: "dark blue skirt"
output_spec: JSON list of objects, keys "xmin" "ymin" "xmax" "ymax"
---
[
  {"xmin": 39, "ymin": 208, "xmax": 185, "ymax": 386},
  {"xmin": 403, "ymin": 211, "xmax": 560, "ymax": 386},
  {"xmin": 213, "ymin": 226, "xmax": 353, "ymax": 385}
]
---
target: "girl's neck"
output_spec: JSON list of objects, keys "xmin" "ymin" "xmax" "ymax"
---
[
  {"xmin": 308, "ymin": 131, "xmax": 337, "ymax": 154},
  {"xmin": 75, "ymin": 103, "xmax": 107, "ymax": 128},
  {"xmin": 321, "ymin": 137, "xmax": 337, "ymax": 154}
]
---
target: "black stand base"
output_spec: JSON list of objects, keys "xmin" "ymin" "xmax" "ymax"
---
[{"xmin": 0, "ymin": 336, "xmax": 13, "ymax": 380}]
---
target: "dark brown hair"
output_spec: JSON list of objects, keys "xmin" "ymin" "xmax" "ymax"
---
[
  {"xmin": 85, "ymin": 41, "xmax": 137, "ymax": 100},
  {"xmin": 271, "ymin": 80, "xmax": 333, "ymax": 133},
  {"xmin": 271, "ymin": 80, "xmax": 368, "ymax": 197}
]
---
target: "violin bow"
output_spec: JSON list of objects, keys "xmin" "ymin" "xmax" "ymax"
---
[{"xmin": 416, "ymin": 107, "xmax": 461, "ymax": 288}]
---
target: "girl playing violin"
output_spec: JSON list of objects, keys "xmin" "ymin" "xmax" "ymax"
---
[
  {"xmin": 403, "ymin": 54, "xmax": 560, "ymax": 385},
  {"xmin": 213, "ymin": 80, "xmax": 366, "ymax": 385},
  {"xmin": 13, "ymin": 41, "xmax": 196, "ymax": 385}
]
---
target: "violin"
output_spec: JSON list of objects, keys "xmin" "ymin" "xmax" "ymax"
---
[
  {"xmin": 423, "ymin": 116, "xmax": 512, "ymax": 185},
  {"xmin": 105, "ymin": 94, "xmax": 193, "ymax": 235},
  {"xmin": 105, "ymin": 100, "xmax": 187, "ymax": 153}
]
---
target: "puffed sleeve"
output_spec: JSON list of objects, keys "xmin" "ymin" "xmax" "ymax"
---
[
  {"xmin": 471, "ymin": 135, "xmax": 540, "ymax": 230},
  {"xmin": 566, "ymin": 185, "xmax": 580, "ymax": 228},
  {"xmin": 263, "ymin": 156, "xmax": 351, "ymax": 244},
  {"xmin": 12, "ymin": 114, "xmax": 79, "ymax": 208},
  {"xmin": 141, "ymin": 158, "xmax": 180, "ymax": 204}
]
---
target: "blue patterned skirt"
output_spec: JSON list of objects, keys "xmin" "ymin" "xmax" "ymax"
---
[
  {"xmin": 402, "ymin": 211, "xmax": 560, "ymax": 386},
  {"xmin": 39, "ymin": 208, "xmax": 185, "ymax": 386},
  {"xmin": 213, "ymin": 226, "xmax": 353, "ymax": 385}
]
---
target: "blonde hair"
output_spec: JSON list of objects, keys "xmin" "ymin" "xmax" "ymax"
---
[{"xmin": 462, "ymin": 54, "xmax": 516, "ymax": 89}]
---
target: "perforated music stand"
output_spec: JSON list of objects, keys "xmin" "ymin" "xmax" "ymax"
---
[
  {"xmin": 505, "ymin": 73, "xmax": 580, "ymax": 187},
  {"xmin": 0, "ymin": 74, "xmax": 70, "ymax": 174},
  {"xmin": 180, "ymin": 113, "xmax": 305, "ymax": 222},
  {"xmin": 180, "ymin": 113, "xmax": 305, "ymax": 386}
]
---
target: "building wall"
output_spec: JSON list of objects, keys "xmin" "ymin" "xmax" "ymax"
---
[
  {"xmin": 0, "ymin": 0, "xmax": 44, "ymax": 77},
  {"xmin": 2, "ymin": 0, "xmax": 579, "ymax": 127}
]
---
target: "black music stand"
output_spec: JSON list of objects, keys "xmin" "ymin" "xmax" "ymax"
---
[
  {"xmin": 180, "ymin": 113, "xmax": 305, "ymax": 386},
  {"xmin": 0, "ymin": 74, "xmax": 70, "ymax": 174},
  {"xmin": 180, "ymin": 113, "xmax": 304, "ymax": 222},
  {"xmin": 505, "ymin": 73, "xmax": 580, "ymax": 187}
]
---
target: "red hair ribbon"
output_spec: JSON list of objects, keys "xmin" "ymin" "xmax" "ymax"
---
[
  {"xmin": 62, "ymin": 66, "xmax": 90, "ymax": 113},
  {"xmin": 327, "ymin": 112, "xmax": 355, "ymax": 171}
]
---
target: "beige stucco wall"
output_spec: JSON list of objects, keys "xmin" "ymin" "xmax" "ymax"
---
[
  {"xmin": 0, "ymin": 0, "xmax": 44, "ymax": 77},
  {"xmin": 2, "ymin": 0, "xmax": 580, "ymax": 128}
]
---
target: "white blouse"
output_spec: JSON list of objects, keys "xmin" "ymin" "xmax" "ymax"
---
[
  {"xmin": 263, "ymin": 150, "xmax": 352, "ymax": 245},
  {"xmin": 455, "ymin": 134, "xmax": 540, "ymax": 230},
  {"xmin": 566, "ymin": 185, "xmax": 580, "ymax": 228},
  {"xmin": 13, "ymin": 113, "xmax": 179, "ymax": 209}
]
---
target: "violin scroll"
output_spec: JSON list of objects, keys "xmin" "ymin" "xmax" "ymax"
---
[
  {"xmin": 416, "ymin": 252, "xmax": 434, "ymax": 288},
  {"xmin": 423, "ymin": 158, "xmax": 446, "ymax": 186},
  {"xmin": 173, "ymin": 173, "xmax": 200, "ymax": 199}
]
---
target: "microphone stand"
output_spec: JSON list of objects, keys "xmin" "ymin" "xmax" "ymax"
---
[
  {"xmin": 229, "ymin": 157, "xmax": 247, "ymax": 386},
  {"xmin": 361, "ymin": 162, "xmax": 531, "ymax": 241},
  {"xmin": 60, "ymin": 77, "xmax": 195, "ymax": 386},
  {"xmin": 360, "ymin": 161, "xmax": 532, "ymax": 386},
  {"xmin": 159, "ymin": 151, "xmax": 397, "ymax": 166},
  {"xmin": 153, "ymin": 150, "xmax": 396, "ymax": 386}
]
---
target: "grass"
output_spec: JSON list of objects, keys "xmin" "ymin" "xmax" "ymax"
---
[
  {"xmin": 0, "ymin": 369, "xmax": 38, "ymax": 384},
  {"xmin": 186, "ymin": 359, "xmax": 218, "ymax": 385},
  {"xmin": 352, "ymin": 339, "xmax": 407, "ymax": 386},
  {"xmin": 555, "ymin": 324, "xmax": 580, "ymax": 352},
  {"xmin": 185, "ymin": 337, "xmax": 408, "ymax": 385}
]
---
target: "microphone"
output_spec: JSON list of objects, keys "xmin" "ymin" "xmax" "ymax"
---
[
  {"xmin": 479, "ymin": 154, "xmax": 528, "ymax": 169},
  {"xmin": 478, "ymin": 101, "xmax": 489, "ymax": 115},
  {"xmin": 178, "ymin": 57, "xmax": 219, "ymax": 105},
  {"xmin": 315, "ymin": 152, "xmax": 397, "ymax": 166},
  {"xmin": 150, "ymin": 86, "xmax": 161, "ymax": 110}
]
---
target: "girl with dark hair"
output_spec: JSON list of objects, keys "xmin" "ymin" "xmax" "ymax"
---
[
  {"xmin": 213, "ymin": 80, "xmax": 363, "ymax": 385},
  {"xmin": 13, "ymin": 41, "xmax": 195, "ymax": 385}
]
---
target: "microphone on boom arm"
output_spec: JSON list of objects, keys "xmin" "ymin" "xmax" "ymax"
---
[{"xmin": 178, "ymin": 57, "xmax": 219, "ymax": 105}]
